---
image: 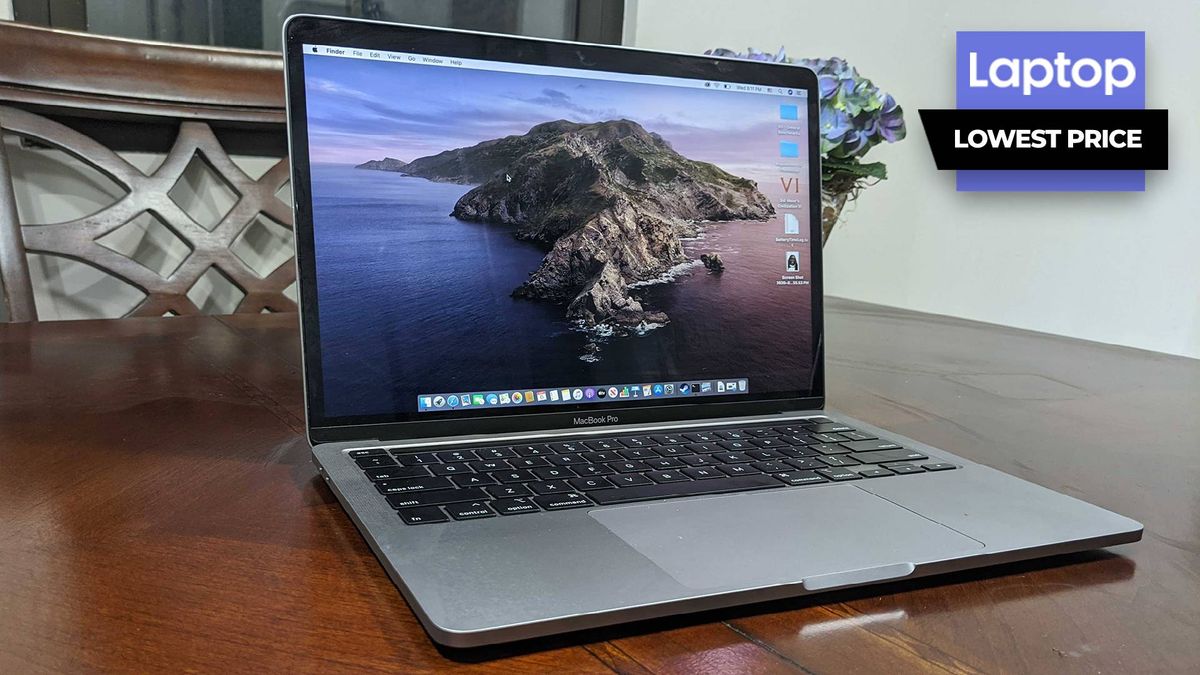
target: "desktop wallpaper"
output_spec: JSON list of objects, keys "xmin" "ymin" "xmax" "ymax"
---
[{"xmin": 303, "ymin": 54, "xmax": 814, "ymax": 418}]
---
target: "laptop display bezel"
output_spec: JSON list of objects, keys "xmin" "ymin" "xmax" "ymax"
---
[{"xmin": 283, "ymin": 15, "xmax": 825, "ymax": 444}]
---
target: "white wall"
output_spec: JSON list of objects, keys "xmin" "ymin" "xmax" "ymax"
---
[{"xmin": 627, "ymin": 0, "xmax": 1200, "ymax": 359}]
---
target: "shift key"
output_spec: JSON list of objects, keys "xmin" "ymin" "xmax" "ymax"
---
[
  {"xmin": 848, "ymin": 448, "xmax": 928, "ymax": 464},
  {"xmin": 840, "ymin": 440, "xmax": 904, "ymax": 452},
  {"xmin": 386, "ymin": 487, "xmax": 487, "ymax": 509}
]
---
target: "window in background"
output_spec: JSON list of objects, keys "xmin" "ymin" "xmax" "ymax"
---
[{"xmin": 11, "ymin": 0, "xmax": 625, "ymax": 49}]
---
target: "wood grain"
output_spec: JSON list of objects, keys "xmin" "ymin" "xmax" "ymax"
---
[{"xmin": 1, "ymin": 299, "xmax": 1196, "ymax": 673}]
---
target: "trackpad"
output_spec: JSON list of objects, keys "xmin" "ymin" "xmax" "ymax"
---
[{"xmin": 590, "ymin": 485, "xmax": 984, "ymax": 590}]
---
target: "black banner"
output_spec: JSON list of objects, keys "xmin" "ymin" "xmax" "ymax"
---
[{"xmin": 919, "ymin": 108, "xmax": 1168, "ymax": 170}]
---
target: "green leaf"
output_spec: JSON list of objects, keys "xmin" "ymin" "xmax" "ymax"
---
[{"xmin": 823, "ymin": 159, "xmax": 888, "ymax": 181}]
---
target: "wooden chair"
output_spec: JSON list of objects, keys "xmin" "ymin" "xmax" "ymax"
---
[{"xmin": 0, "ymin": 22, "xmax": 294, "ymax": 321}]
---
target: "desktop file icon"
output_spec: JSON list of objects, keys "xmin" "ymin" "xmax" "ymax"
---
[
  {"xmin": 779, "ymin": 141, "xmax": 799, "ymax": 158},
  {"xmin": 779, "ymin": 104, "xmax": 799, "ymax": 120},
  {"xmin": 784, "ymin": 213, "xmax": 800, "ymax": 234}
]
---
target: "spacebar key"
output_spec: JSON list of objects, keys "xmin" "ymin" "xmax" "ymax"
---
[{"xmin": 589, "ymin": 474, "xmax": 782, "ymax": 505}]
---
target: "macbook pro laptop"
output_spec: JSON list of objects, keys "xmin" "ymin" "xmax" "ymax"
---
[{"xmin": 282, "ymin": 15, "xmax": 1142, "ymax": 648}]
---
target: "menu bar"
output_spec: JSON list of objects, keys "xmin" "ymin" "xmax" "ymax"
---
[
  {"xmin": 304, "ymin": 44, "xmax": 807, "ymax": 97},
  {"xmin": 418, "ymin": 378, "xmax": 749, "ymax": 413}
]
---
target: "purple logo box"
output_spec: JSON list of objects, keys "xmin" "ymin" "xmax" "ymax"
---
[{"xmin": 956, "ymin": 31, "xmax": 1146, "ymax": 192}]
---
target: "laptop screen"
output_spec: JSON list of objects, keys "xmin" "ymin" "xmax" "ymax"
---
[{"xmin": 300, "ymin": 43, "xmax": 816, "ymax": 422}]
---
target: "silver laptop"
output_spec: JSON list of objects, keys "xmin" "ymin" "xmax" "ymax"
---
[{"xmin": 282, "ymin": 15, "xmax": 1141, "ymax": 648}]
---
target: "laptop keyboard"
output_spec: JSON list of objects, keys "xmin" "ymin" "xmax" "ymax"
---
[{"xmin": 347, "ymin": 417, "xmax": 957, "ymax": 525}]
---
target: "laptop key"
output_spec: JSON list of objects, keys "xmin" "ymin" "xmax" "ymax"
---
[
  {"xmin": 717, "ymin": 440, "xmax": 754, "ymax": 452},
  {"xmin": 436, "ymin": 450, "xmax": 477, "ymax": 463},
  {"xmin": 491, "ymin": 470, "xmax": 535, "ymax": 484},
  {"xmin": 589, "ymin": 474, "xmax": 782, "ymax": 505},
  {"xmin": 646, "ymin": 470, "xmax": 689, "ymax": 483},
  {"xmin": 532, "ymin": 492, "xmax": 592, "ymax": 511},
  {"xmin": 781, "ymin": 434, "xmax": 817, "ymax": 445},
  {"xmin": 921, "ymin": 462, "xmax": 958, "ymax": 471},
  {"xmin": 491, "ymin": 497, "xmax": 540, "ymax": 515},
  {"xmin": 532, "ymin": 466, "xmax": 576, "ymax": 480},
  {"xmin": 643, "ymin": 457, "xmax": 683, "ymax": 469},
  {"xmin": 619, "ymin": 436, "xmax": 654, "ymax": 448},
  {"xmin": 885, "ymin": 463, "xmax": 925, "ymax": 475},
  {"xmin": 811, "ymin": 443, "xmax": 850, "ymax": 455},
  {"xmin": 574, "ymin": 464, "xmax": 615, "ymax": 477},
  {"xmin": 396, "ymin": 452, "xmax": 438, "ymax": 466},
  {"xmin": 713, "ymin": 452, "xmax": 752, "ymax": 464},
  {"xmin": 682, "ymin": 431, "xmax": 718, "ymax": 442},
  {"xmin": 450, "ymin": 474, "xmax": 497, "ymax": 488},
  {"xmin": 741, "ymin": 427, "xmax": 779, "ymax": 437},
  {"xmin": 682, "ymin": 467, "xmax": 723, "ymax": 480},
  {"xmin": 547, "ymin": 441, "xmax": 585, "ymax": 453},
  {"xmin": 376, "ymin": 476, "xmax": 453, "ymax": 494},
  {"xmin": 509, "ymin": 457, "xmax": 551, "ymax": 469},
  {"xmin": 807, "ymin": 423, "xmax": 854, "ymax": 434},
  {"xmin": 608, "ymin": 473, "xmax": 653, "ymax": 487},
  {"xmin": 849, "ymin": 448, "xmax": 928, "ymax": 464},
  {"xmin": 477, "ymin": 446, "xmax": 519, "ymax": 459},
  {"xmin": 364, "ymin": 466, "xmax": 429, "ymax": 481},
  {"xmin": 548, "ymin": 453, "xmax": 587, "ymax": 466},
  {"xmin": 349, "ymin": 448, "xmax": 386, "ymax": 457},
  {"xmin": 718, "ymin": 463, "xmax": 759, "ymax": 476},
  {"xmin": 649, "ymin": 434, "xmax": 687, "ymax": 445},
  {"xmin": 811, "ymin": 432, "xmax": 850, "ymax": 443},
  {"xmin": 840, "ymin": 430, "xmax": 878, "ymax": 442},
  {"xmin": 356, "ymin": 455, "xmax": 398, "ymax": 469},
  {"xmin": 841, "ymin": 440, "xmax": 904, "ymax": 453},
  {"xmin": 398, "ymin": 506, "xmax": 448, "ymax": 525},
  {"xmin": 773, "ymin": 426, "xmax": 810, "ymax": 436},
  {"xmin": 774, "ymin": 470, "xmax": 828, "ymax": 486},
  {"xmin": 684, "ymin": 443, "xmax": 721, "ymax": 454},
  {"xmin": 486, "ymin": 484, "xmax": 532, "ymax": 498},
  {"xmin": 819, "ymin": 455, "xmax": 861, "ymax": 467},
  {"xmin": 430, "ymin": 462, "xmax": 471, "ymax": 476},
  {"xmin": 582, "ymin": 450, "xmax": 621, "ymax": 463},
  {"xmin": 607, "ymin": 460, "xmax": 649, "ymax": 473},
  {"xmin": 751, "ymin": 461, "xmax": 791, "ymax": 474},
  {"xmin": 569, "ymin": 477, "xmax": 614, "ymax": 491},
  {"xmin": 508, "ymin": 444, "xmax": 548, "ymax": 457},
  {"xmin": 619, "ymin": 448, "xmax": 659, "ymax": 461},
  {"xmin": 584, "ymin": 439, "xmax": 623, "ymax": 451},
  {"xmin": 816, "ymin": 468, "xmax": 861, "ymax": 482},
  {"xmin": 858, "ymin": 467, "xmax": 894, "ymax": 478},
  {"xmin": 386, "ymin": 487, "xmax": 488, "ymax": 509},
  {"xmin": 784, "ymin": 457, "xmax": 825, "ymax": 471},
  {"xmin": 778, "ymin": 446, "xmax": 818, "ymax": 459},
  {"xmin": 469, "ymin": 460, "xmax": 507, "ymax": 472},
  {"xmin": 681, "ymin": 455, "xmax": 717, "ymax": 467},
  {"xmin": 529, "ymin": 480, "xmax": 571, "ymax": 495},
  {"xmin": 714, "ymin": 430, "xmax": 749, "ymax": 440},
  {"xmin": 749, "ymin": 437, "xmax": 786, "ymax": 448},
  {"xmin": 656, "ymin": 446, "xmax": 693, "ymax": 457},
  {"xmin": 747, "ymin": 449, "xmax": 784, "ymax": 461},
  {"xmin": 444, "ymin": 501, "xmax": 495, "ymax": 520}
]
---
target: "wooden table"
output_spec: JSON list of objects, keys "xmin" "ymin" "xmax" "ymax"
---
[{"xmin": 2, "ymin": 298, "xmax": 1197, "ymax": 673}]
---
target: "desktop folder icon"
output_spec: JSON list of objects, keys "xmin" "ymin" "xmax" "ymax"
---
[
  {"xmin": 779, "ymin": 104, "xmax": 799, "ymax": 120},
  {"xmin": 784, "ymin": 213, "xmax": 800, "ymax": 234},
  {"xmin": 779, "ymin": 141, "xmax": 799, "ymax": 158}
]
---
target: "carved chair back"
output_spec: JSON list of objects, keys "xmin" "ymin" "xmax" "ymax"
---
[{"xmin": 0, "ymin": 22, "xmax": 293, "ymax": 321}]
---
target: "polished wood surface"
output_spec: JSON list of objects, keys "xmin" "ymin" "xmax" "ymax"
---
[{"xmin": 1, "ymin": 299, "xmax": 1197, "ymax": 673}]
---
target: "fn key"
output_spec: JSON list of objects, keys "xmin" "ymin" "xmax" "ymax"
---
[{"xmin": 398, "ymin": 506, "xmax": 447, "ymax": 525}]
